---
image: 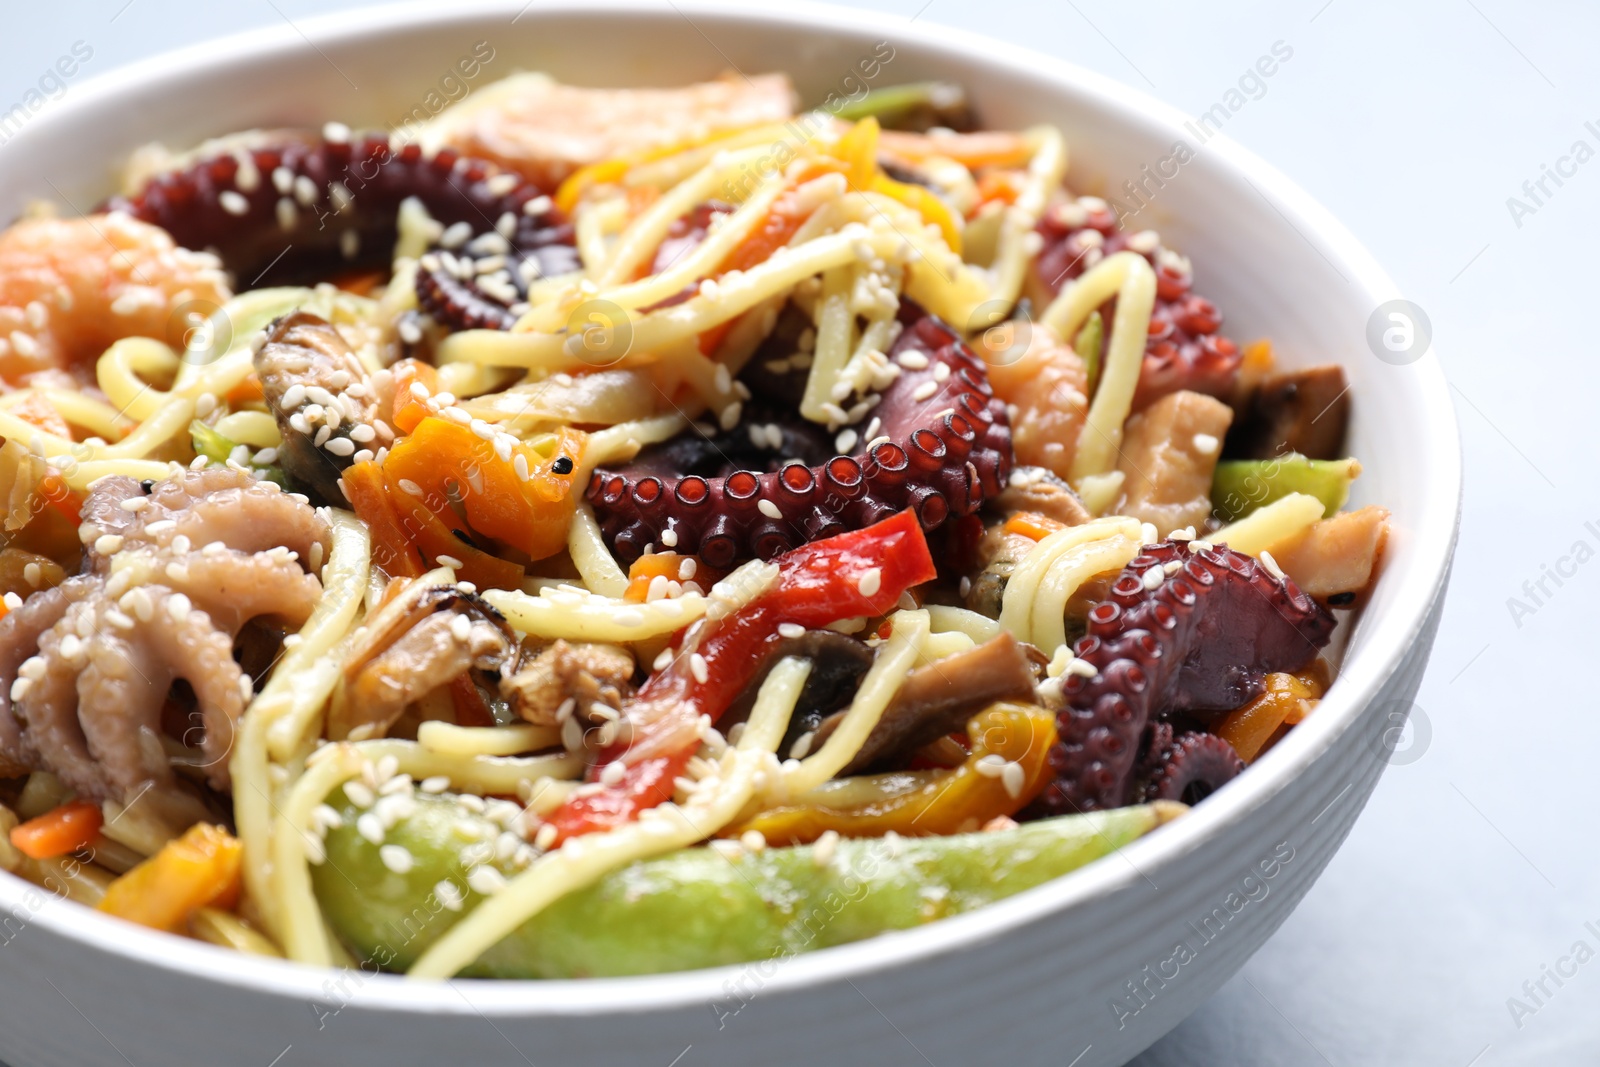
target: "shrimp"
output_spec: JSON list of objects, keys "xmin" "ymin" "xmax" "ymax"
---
[
  {"xmin": 986, "ymin": 323, "xmax": 1088, "ymax": 481},
  {"xmin": 0, "ymin": 212, "xmax": 231, "ymax": 386}
]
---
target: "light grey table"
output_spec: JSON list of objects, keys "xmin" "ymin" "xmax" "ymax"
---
[{"xmin": 4, "ymin": 1, "xmax": 1595, "ymax": 1064}]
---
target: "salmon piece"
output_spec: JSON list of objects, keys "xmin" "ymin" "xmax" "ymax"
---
[
  {"xmin": 987, "ymin": 324, "xmax": 1088, "ymax": 481},
  {"xmin": 1268, "ymin": 505, "xmax": 1389, "ymax": 597},
  {"xmin": 1113, "ymin": 389, "xmax": 1233, "ymax": 535},
  {"xmin": 430, "ymin": 72, "xmax": 796, "ymax": 191},
  {"xmin": 0, "ymin": 213, "xmax": 231, "ymax": 386}
]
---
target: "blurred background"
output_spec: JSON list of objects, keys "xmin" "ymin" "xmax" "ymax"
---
[{"xmin": 3, "ymin": 1, "xmax": 1596, "ymax": 1063}]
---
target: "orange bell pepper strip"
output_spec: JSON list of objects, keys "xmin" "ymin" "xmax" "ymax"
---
[
  {"xmin": 879, "ymin": 128, "xmax": 1034, "ymax": 168},
  {"xmin": 381, "ymin": 416, "xmax": 586, "ymax": 563},
  {"xmin": 622, "ymin": 552, "xmax": 726, "ymax": 602},
  {"xmin": 9, "ymin": 800, "xmax": 102, "ymax": 860},
  {"xmin": 1002, "ymin": 511, "xmax": 1069, "ymax": 542},
  {"xmin": 381, "ymin": 478, "xmax": 526, "ymax": 592},
  {"xmin": 390, "ymin": 359, "xmax": 440, "ymax": 435},
  {"xmin": 97, "ymin": 823, "xmax": 243, "ymax": 933},
  {"xmin": 731, "ymin": 703, "xmax": 1058, "ymax": 846},
  {"xmin": 225, "ymin": 373, "xmax": 265, "ymax": 406},
  {"xmin": 1213, "ymin": 663, "xmax": 1329, "ymax": 762},
  {"xmin": 341, "ymin": 462, "xmax": 425, "ymax": 579},
  {"xmin": 37, "ymin": 473, "xmax": 83, "ymax": 526}
]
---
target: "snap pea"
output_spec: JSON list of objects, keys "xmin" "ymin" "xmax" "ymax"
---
[
  {"xmin": 312, "ymin": 794, "xmax": 1182, "ymax": 978},
  {"xmin": 1210, "ymin": 453, "xmax": 1359, "ymax": 523}
]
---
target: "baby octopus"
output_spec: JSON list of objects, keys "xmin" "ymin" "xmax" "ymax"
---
[
  {"xmin": 1034, "ymin": 539, "xmax": 1334, "ymax": 815},
  {"xmin": 1, "ymin": 469, "xmax": 329, "ymax": 819},
  {"xmin": 0, "ymin": 212, "xmax": 231, "ymax": 386}
]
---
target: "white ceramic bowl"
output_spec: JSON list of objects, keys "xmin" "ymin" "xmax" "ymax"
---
[{"xmin": 0, "ymin": 4, "xmax": 1460, "ymax": 1065}]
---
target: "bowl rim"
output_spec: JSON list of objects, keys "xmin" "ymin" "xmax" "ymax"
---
[{"xmin": 0, "ymin": 0, "xmax": 1462, "ymax": 1016}]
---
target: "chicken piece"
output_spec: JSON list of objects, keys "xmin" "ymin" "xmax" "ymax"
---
[
  {"xmin": 1113, "ymin": 390, "xmax": 1233, "ymax": 535},
  {"xmin": 501, "ymin": 640, "xmax": 636, "ymax": 726},
  {"xmin": 429, "ymin": 73, "xmax": 796, "ymax": 191},
  {"xmin": 1267, "ymin": 505, "xmax": 1389, "ymax": 598},
  {"xmin": 1228, "ymin": 364, "xmax": 1349, "ymax": 460}
]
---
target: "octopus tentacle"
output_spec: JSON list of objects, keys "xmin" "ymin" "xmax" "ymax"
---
[
  {"xmin": 97, "ymin": 466, "xmax": 333, "ymax": 572},
  {"xmin": 589, "ymin": 303, "xmax": 1013, "ymax": 566},
  {"xmin": 1135, "ymin": 730, "xmax": 1245, "ymax": 804},
  {"xmin": 1033, "ymin": 196, "xmax": 1241, "ymax": 410},
  {"xmin": 1036, "ymin": 539, "xmax": 1333, "ymax": 815},
  {"xmin": 105, "ymin": 131, "xmax": 579, "ymax": 331},
  {"xmin": 0, "ymin": 577, "xmax": 92, "ymax": 777}
]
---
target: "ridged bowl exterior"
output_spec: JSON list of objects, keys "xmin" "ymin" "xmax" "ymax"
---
[{"xmin": 0, "ymin": 5, "xmax": 1461, "ymax": 1066}]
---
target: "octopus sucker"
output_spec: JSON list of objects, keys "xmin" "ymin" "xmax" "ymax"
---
[
  {"xmin": 0, "ymin": 576, "xmax": 90, "ymax": 778},
  {"xmin": 1035, "ymin": 539, "xmax": 1333, "ymax": 815},
  {"xmin": 1134, "ymin": 729, "xmax": 1245, "ymax": 804},
  {"xmin": 1032, "ymin": 196, "xmax": 1241, "ymax": 410},
  {"xmin": 588, "ymin": 302, "xmax": 1013, "ymax": 565},
  {"xmin": 105, "ymin": 131, "xmax": 580, "ymax": 331}
]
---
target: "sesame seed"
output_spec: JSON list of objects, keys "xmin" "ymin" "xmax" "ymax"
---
[
  {"xmin": 974, "ymin": 753, "xmax": 1007, "ymax": 778},
  {"xmin": 1001, "ymin": 761, "xmax": 1025, "ymax": 799},
  {"xmin": 8, "ymin": 678, "xmax": 28, "ymax": 703},
  {"xmin": 757, "ymin": 499, "xmax": 782, "ymax": 520},
  {"xmin": 219, "ymin": 190, "xmax": 250, "ymax": 216},
  {"xmin": 1259, "ymin": 549, "xmax": 1286, "ymax": 581},
  {"xmin": 166, "ymin": 593, "xmax": 193, "ymax": 623},
  {"xmin": 835, "ymin": 428, "xmax": 858, "ymax": 453},
  {"xmin": 379, "ymin": 844, "xmax": 415, "ymax": 874},
  {"xmin": 93, "ymin": 535, "xmax": 123, "ymax": 556},
  {"xmin": 896, "ymin": 351, "xmax": 929, "ymax": 370},
  {"xmin": 1190, "ymin": 539, "xmax": 1215, "ymax": 553},
  {"xmin": 343, "ymin": 780, "xmax": 375, "ymax": 807},
  {"xmin": 652, "ymin": 648, "xmax": 673, "ymax": 671},
  {"xmin": 449, "ymin": 614, "xmax": 472, "ymax": 642},
  {"xmin": 777, "ymin": 622, "xmax": 805, "ymax": 639},
  {"xmin": 356, "ymin": 812, "xmax": 385, "ymax": 845},
  {"xmin": 1141, "ymin": 567, "xmax": 1164, "ymax": 591},
  {"xmin": 420, "ymin": 776, "xmax": 450, "ymax": 794},
  {"xmin": 660, "ymin": 527, "xmax": 679, "ymax": 548},
  {"xmin": 689, "ymin": 652, "xmax": 709, "ymax": 684},
  {"xmin": 323, "ymin": 120, "xmax": 352, "ymax": 143},
  {"xmin": 534, "ymin": 824, "xmax": 558, "ymax": 850},
  {"xmin": 435, "ymin": 880, "xmax": 464, "ymax": 911},
  {"xmin": 600, "ymin": 761, "xmax": 626, "ymax": 786},
  {"xmin": 739, "ymin": 830, "xmax": 767, "ymax": 853},
  {"xmin": 911, "ymin": 380, "xmax": 939, "ymax": 402},
  {"xmin": 813, "ymin": 829, "xmax": 840, "ymax": 868},
  {"xmin": 2, "ymin": 593, "xmax": 21, "ymax": 611},
  {"xmin": 324, "ymin": 437, "xmax": 356, "ymax": 457},
  {"xmin": 1192, "ymin": 433, "xmax": 1219, "ymax": 456},
  {"xmin": 856, "ymin": 567, "xmax": 882, "ymax": 598}
]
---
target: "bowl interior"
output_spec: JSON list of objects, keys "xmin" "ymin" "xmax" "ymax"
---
[{"xmin": 0, "ymin": 0, "xmax": 1458, "ymax": 1013}]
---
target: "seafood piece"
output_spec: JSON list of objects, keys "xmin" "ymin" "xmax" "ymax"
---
[
  {"xmin": 330, "ymin": 584, "xmax": 513, "ymax": 741},
  {"xmin": 427, "ymin": 72, "xmax": 796, "ymax": 191},
  {"xmin": 501, "ymin": 640, "xmax": 636, "ymax": 727},
  {"xmin": 986, "ymin": 324, "xmax": 1088, "ymax": 480},
  {"xmin": 254, "ymin": 310, "xmax": 386, "ymax": 505},
  {"xmin": 589, "ymin": 302, "xmax": 1013, "ymax": 566},
  {"xmin": 1035, "ymin": 539, "xmax": 1333, "ymax": 814},
  {"xmin": 1111, "ymin": 389, "xmax": 1233, "ymax": 535},
  {"xmin": 0, "ymin": 213, "xmax": 230, "ymax": 385}
]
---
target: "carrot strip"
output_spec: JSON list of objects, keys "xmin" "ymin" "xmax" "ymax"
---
[{"xmin": 9, "ymin": 800, "xmax": 103, "ymax": 860}]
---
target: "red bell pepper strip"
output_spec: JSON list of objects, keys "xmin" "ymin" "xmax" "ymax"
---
[{"xmin": 542, "ymin": 509, "xmax": 936, "ymax": 843}]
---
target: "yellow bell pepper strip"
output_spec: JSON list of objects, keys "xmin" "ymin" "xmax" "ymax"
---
[
  {"xmin": 1213, "ymin": 662, "xmax": 1329, "ymax": 762},
  {"xmin": 8, "ymin": 800, "xmax": 102, "ymax": 860},
  {"xmin": 554, "ymin": 122, "xmax": 776, "ymax": 214},
  {"xmin": 381, "ymin": 415, "xmax": 586, "ymax": 564},
  {"xmin": 98, "ymin": 823, "xmax": 243, "ymax": 933},
  {"xmin": 732, "ymin": 702, "xmax": 1058, "ymax": 846},
  {"xmin": 829, "ymin": 117, "xmax": 963, "ymax": 254}
]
